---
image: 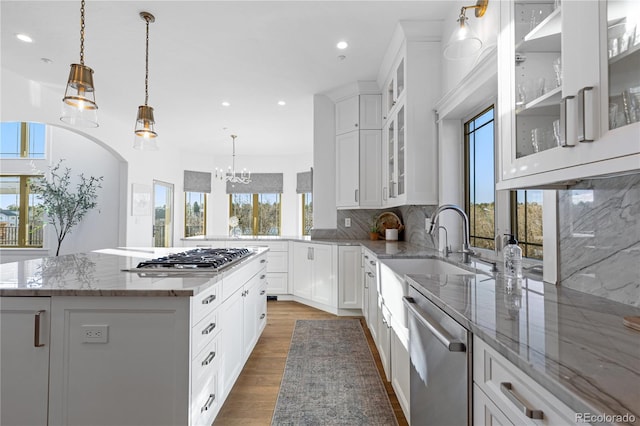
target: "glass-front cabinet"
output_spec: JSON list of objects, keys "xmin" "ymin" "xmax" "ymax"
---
[
  {"xmin": 497, "ymin": 0, "xmax": 640, "ymax": 189},
  {"xmin": 384, "ymin": 105, "xmax": 405, "ymax": 201}
]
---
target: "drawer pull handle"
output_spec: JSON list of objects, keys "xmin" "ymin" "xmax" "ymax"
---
[
  {"xmin": 202, "ymin": 294, "xmax": 216, "ymax": 305},
  {"xmin": 260, "ymin": 259, "xmax": 267, "ymax": 263},
  {"xmin": 500, "ymin": 382, "xmax": 544, "ymax": 420},
  {"xmin": 369, "ymin": 260, "xmax": 376, "ymax": 266},
  {"xmin": 367, "ymin": 272, "xmax": 374, "ymax": 278},
  {"xmin": 202, "ymin": 322, "xmax": 216, "ymax": 335},
  {"xmin": 201, "ymin": 394, "xmax": 215, "ymax": 412},
  {"xmin": 260, "ymin": 274, "xmax": 266, "ymax": 280},
  {"xmin": 260, "ymin": 290, "xmax": 266, "ymax": 295},
  {"xmin": 34, "ymin": 310, "xmax": 45, "ymax": 348},
  {"xmin": 201, "ymin": 351, "xmax": 216, "ymax": 366},
  {"xmin": 260, "ymin": 313, "xmax": 266, "ymax": 319}
]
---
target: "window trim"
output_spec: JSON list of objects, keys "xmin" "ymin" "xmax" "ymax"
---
[
  {"xmin": 184, "ymin": 191, "xmax": 207, "ymax": 238},
  {"xmin": 0, "ymin": 175, "xmax": 44, "ymax": 248}
]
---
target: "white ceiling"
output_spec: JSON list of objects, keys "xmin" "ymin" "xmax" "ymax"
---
[{"xmin": 1, "ymin": 1, "xmax": 452, "ymax": 157}]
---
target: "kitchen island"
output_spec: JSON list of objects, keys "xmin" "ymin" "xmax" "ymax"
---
[{"xmin": 0, "ymin": 247, "xmax": 268, "ymax": 426}]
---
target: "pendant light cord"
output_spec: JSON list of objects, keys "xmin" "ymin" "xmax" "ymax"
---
[
  {"xmin": 79, "ymin": 0, "xmax": 85, "ymax": 65},
  {"xmin": 144, "ymin": 16, "xmax": 150, "ymax": 106}
]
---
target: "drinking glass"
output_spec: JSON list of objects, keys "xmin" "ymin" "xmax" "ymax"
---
[
  {"xmin": 609, "ymin": 103, "xmax": 619, "ymax": 129},
  {"xmin": 553, "ymin": 119, "xmax": 561, "ymax": 146},
  {"xmin": 536, "ymin": 77, "xmax": 546, "ymax": 97},
  {"xmin": 531, "ymin": 128, "xmax": 542, "ymax": 153},
  {"xmin": 552, "ymin": 57, "xmax": 562, "ymax": 87}
]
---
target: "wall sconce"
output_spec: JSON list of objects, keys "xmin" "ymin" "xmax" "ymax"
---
[
  {"xmin": 61, "ymin": 0, "xmax": 99, "ymax": 127},
  {"xmin": 443, "ymin": 0, "xmax": 489, "ymax": 60},
  {"xmin": 133, "ymin": 12, "xmax": 159, "ymax": 150}
]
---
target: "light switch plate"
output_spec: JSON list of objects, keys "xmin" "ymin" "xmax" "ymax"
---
[{"xmin": 345, "ymin": 218, "xmax": 351, "ymax": 227}]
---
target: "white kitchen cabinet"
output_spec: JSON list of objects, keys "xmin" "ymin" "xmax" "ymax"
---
[
  {"xmin": 377, "ymin": 302, "xmax": 392, "ymax": 381},
  {"xmin": 335, "ymin": 93, "xmax": 383, "ymax": 209},
  {"xmin": 338, "ymin": 246, "xmax": 363, "ymax": 309},
  {"xmin": 497, "ymin": 0, "xmax": 640, "ymax": 189},
  {"xmin": 390, "ymin": 326, "xmax": 410, "ymax": 422},
  {"xmin": 243, "ymin": 240, "xmax": 289, "ymax": 295},
  {"xmin": 380, "ymin": 38, "xmax": 440, "ymax": 206},
  {"xmin": 473, "ymin": 336, "xmax": 577, "ymax": 425},
  {"xmin": 336, "ymin": 94, "xmax": 382, "ymax": 135},
  {"xmin": 363, "ymin": 250, "xmax": 379, "ymax": 342},
  {"xmin": 291, "ymin": 242, "xmax": 337, "ymax": 309},
  {"xmin": 0, "ymin": 297, "xmax": 51, "ymax": 426}
]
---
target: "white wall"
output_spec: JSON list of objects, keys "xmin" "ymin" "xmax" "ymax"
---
[{"xmin": 312, "ymin": 94, "xmax": 337, "ymax": 229}]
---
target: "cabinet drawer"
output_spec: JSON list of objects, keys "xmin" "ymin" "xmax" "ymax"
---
[
  {"xmin": 192, "ymin": 335, "xmax": 219, "ymax": 393},
  {"xmin": 266, "ymin": 251, "xmax": 288, "ymax": 272},
  {"xmin": 473, "ymin": 336, "xmax": 577, "ymax": 425},
  {"xmin": 244, "ymin": 241, "xmax": 288, "ymax": 252},
  {"xmin": 266, "ymin": 272, "xmax": 288, "ymax": 294},
  {"xmin": 191, "ymin": 282, "xmax": 220, "ymax": 326},
  {"xmin": 192, "ymin": 308, "xmax": 219, "ymax": 358},
  {"xmin": 221, "ymin": 255, "xmax": 266, "ymax": 301},
  {"xmin": 191, "ymin": 373, "xmax": 219, "ymax": 426}
]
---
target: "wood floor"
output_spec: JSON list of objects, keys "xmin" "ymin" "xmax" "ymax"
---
[{"xmin": 213, "ymin": 300, "xmax": 409, "ymax": 426}]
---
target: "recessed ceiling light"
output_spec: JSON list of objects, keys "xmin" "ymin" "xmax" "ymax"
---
[
  {"xmin": 16, "ymin": 33, "xmax": 33, "ymax": 43},
  {"xmin": 337, "ymin": 41, "xmax": 348, "ymax": 50},
  {"xmin": 277, "ymin": 100, "xmax": 286, "ymax": 106},
  {"xmin": 221, "ymin": 101, "xmax": 231, "ymax": 107},
  {"xmin": 338, "ymin": 55, "xmax": 347, "ymax": 61},
  {"xmin": 40, "ymin": 58, "xmax": 53, "ymax": 64}
]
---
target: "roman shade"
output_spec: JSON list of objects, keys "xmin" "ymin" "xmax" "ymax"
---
[
  {"xmin": 296, "ymin": 169, "xmax": 313, "ymax": 194},
  {"xmin": 184, "ymin": 170, "xmax": 212, "ymax": 193},
  {"xmin": 226, "ymin": 173, "xmax": 283, "ymax": 194}
]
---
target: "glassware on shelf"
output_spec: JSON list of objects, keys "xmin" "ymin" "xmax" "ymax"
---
[
  {"xmin": 552, "ymin": 119, "xmax": 561, "ymax": 146},
  {"xmin": 531, "ymin": 128, "xmax": 542, "ymax": 153},
  {"xmin": 552, "ymin": 57, "xmax": 562, "ymax": 87},
  {"xmin": 609, "ymin": 103, "xmax": 619, "ymax": 129}
]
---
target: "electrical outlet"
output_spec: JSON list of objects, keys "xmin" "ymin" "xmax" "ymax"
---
[
  {"xmin": 82, "ymin": 325, "xmax": 109, "ymax": 343},
  {"xmin": 425, "ymin": 217, "xmax": 430, "ymax": 231},
  {"xmin": 345, "ymin": 218, "xmax": 351, "ymax": 227}
]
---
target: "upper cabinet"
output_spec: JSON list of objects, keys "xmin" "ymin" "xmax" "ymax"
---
[
  {"xmin": 497, "ymin": 0, "xmax": 640, "ymax": 189},
  {"xmin": 380, "ymin": 35, "xmax": 441, "ymax": 206},
  {"xmin": 335, "ymin": 93, "xmax": 383, "ymax": 208}
]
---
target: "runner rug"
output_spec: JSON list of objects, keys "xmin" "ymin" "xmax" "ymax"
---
[{"xmin": 271, "ymin": 319, "xmax": 399, "ymax": 425}]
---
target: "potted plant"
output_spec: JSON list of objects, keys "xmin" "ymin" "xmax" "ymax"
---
[
  {"xmin": 30, "ymin": 160, "xmax": 103, "ymax": 256},
  {"xmin": 369, "ymin": 219, "xmax": 380, "ymax": 240}
]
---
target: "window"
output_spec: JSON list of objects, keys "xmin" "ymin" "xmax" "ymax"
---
[
  {"xmin": 464, "ymin": 106, "xmax": 495, "ymax": 251},
  {"xmin": 0, "ymin": 176, "xmax": 44, "ymax": 247},
  {"xmin": 511, "ymin": 190, "xmax": 543, "ymax": 259},
  {"xmin": 185, "ymin": 192, "xmax": 206, "ymax": 237},
  {"xmin": 302, "ymin": 192, "xmax": 313, "ymax": 236},
  {"xmin": 229, "ymin": 193, "xmax": 281, "ymax": 236},
  {"xmin": 1, "ymin": 122, "xmax": 45, "ymax": 158}
]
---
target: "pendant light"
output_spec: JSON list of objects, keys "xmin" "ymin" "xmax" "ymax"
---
[
  {"xmin": 133, "ymin": 12, "xmax": 158, "ymax": 150},
  {"xmin": 443, "ymin": 0, "xmax": 489, "ymax": 60},
  {"xmin": 61, "ymin": 0, "xmax": 98, "ymax": 127}
]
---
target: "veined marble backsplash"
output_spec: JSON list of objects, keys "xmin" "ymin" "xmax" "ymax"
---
[
  {"xmin": 558, "ymin": 173, "xmax": 640, "ymax": 307},
  {"xmin": 333, "ymin": 206, "xmax": 438, "ymax": 248}
]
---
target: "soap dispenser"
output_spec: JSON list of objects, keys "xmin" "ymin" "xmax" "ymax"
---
[{"xmin": 503, "ymin": 234, "xmax": 523, "ymax": 279}]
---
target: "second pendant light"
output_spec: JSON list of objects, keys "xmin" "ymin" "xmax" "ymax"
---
[{"xmin": 134, "ymin": 11, "xmax": 158, "ymax": 150}]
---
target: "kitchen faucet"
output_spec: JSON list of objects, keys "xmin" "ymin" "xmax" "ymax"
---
[{"xmin": 429, "ymin": 204, "xmax": 473, "ymax": 263}]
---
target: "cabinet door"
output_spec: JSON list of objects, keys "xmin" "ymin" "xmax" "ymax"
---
[
  {"xmin": 335, "ymin": 131, "xmax": 360, "ymax": 208},
  {"xmin": 359, "ymin": 94, "xmax": 382, "ymax": 129},
  {"xmin": 0, "ymin": 297, "xmax": 50, "ymax": 426},
  {"xmin": 243, "ymin": 277, "xmax": 260, "ymax": 360},
  {"xmin": 310, "ymin": 244, "xmax": 335, "ymax": 306},
  {"xmin": 359, "ymin": 130, "xmax": 382, "ymax": 207},
  {"xmin": 377, "ymin": 303, "xmax": 391, "ymax": 381},
  {"xmin": 338, "ymin": 246, "xmax": 363, "ymax": 309},
  {"xmin": 219, "ymin": 289, "xmax": 244, "ymax": 398},
  {"xmin": 335, "ymin": 95, "xmax": 359, "ymax": 135},
  {"xmin": 382, "ymin": 117, "xmax": 396, "ymax": 204},
  {"xmin": 368, "ymin": 280, "xmax": 379, "ymax": 342},
  {"xmin": 292, "ymin": 243, "xmax": 312, "ymax": 299}
]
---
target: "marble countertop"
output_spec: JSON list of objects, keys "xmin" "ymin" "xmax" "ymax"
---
[
  {"xmin": 406, "ymin": 272, "xmax": 640, "ymax": 425},
  {"xmin": 0, "ymin": 247, "xmax": 268, "ymax": 297}
]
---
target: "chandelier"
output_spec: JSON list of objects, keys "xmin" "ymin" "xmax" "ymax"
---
[{"xmin": 215, "ymin": 135, "xmax": 251, "ymax": 184}]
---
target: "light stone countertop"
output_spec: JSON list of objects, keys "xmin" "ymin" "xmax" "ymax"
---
[
  {"xmin": 406, "ymin": 272, "xmax": 640, "ymax": 426},
  {"xmin": 0, "ymin": 247, "xmax": 268, "ymax": 297}
]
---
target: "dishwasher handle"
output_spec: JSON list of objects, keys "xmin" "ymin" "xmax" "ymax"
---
[{"xmin": 403, "ymin": 296, "xmax": 466, "ymax": 352}]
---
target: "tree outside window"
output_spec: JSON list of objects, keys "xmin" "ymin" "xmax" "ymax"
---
[
  {"xmin": 302, "ymin": 192, "xmax": 313, "ymax": 236},
  {"xmin": 185, "ymin": 192, "xmax": 206, "ymax": 237},
  {"xmin": 512, "ymin": 190, "xmax": 543, "ymax": 260},
  {"xmin": 229, "ymin": 193, "xmax": 281, "ymax": 236}
]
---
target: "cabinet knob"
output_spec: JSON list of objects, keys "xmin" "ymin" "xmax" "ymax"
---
[{"xmin": 355, "ymin": 123, "xmax": 358, "ymax": 127}]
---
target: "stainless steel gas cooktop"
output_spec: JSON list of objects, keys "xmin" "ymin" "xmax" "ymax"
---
[{"xmin": 127, "ymin": 247, "xmax": 253, "ymax": 273}]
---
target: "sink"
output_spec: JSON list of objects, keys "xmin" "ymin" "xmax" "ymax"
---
[{"xmin": 381, "ymin": 258, "xmax": 475, "ymax": 276}]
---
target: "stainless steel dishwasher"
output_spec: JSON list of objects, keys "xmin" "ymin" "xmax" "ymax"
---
[{"xmin": 403, "ymin": 285, "xmax": 471, "ymax": 425}]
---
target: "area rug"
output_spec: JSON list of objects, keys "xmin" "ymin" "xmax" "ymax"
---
[{"xmin": 271, "ymin": 319, "xmax": 399, "ymax": 426}]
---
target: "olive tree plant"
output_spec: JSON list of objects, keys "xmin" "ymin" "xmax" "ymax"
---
[{"xmin": 31, "ymin": 160, "xmax": 103, "ymax": 256}]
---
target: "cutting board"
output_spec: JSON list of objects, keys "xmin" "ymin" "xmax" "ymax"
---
[{"xmin": 623, "ymin": 316, "xmax": 640, "ymax": 332}]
